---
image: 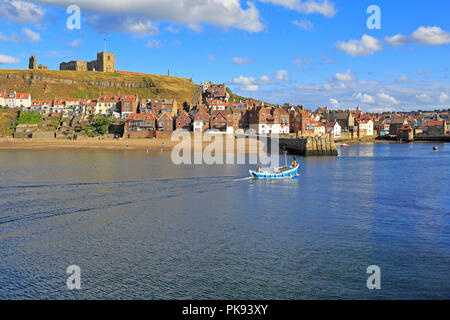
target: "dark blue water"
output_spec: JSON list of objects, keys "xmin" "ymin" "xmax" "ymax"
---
[{"xmin": 0, "ymin": 143, "xmax": 449, "ymax": 299}]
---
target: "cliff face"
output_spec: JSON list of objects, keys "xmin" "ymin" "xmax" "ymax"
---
[{"xmin": 0, "ymin": 69, "xmax": 197, "ymax": 104}]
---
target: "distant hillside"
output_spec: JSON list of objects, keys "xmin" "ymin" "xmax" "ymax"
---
[{"xmin": 0, "ymin": 69, "xmax": 198, "ymax": 104}]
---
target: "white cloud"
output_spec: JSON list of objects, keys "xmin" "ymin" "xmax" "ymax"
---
[
  {"xmin": 292, "ymin": 19, "xmax": 313, "ymax": 31},
  {"xmin": 336, "ymin": 34, "xmax": 383, "ymax": 56},
  {"xmin": 165, "ymin": 26, "xmax": 179, "ymax": 34},
  {"xmin": 439, "ymin": 92, "xmax": 449, "ymax": 104},
  {"xmin": 386, "ymin": 26, "xmax": 450, "ymax": 47},
  {"xmin": 320, "ymin": 55, "xmax": 336, "ymax": 64},
  {"xmin": 146, "ymin": 39, "xmax": 163, "ymax": 48},
  {"xmin": 329, "ymin": 98, "xmax": 338, "ymax": 106},
  {"xmin": 417, "ymin": 69, "xmax": 430, "ymax": 76},
  {"xmin": 354, "ymin": 92, "xmax": 375, "ymax": 104},
  {"xmin": 385, "ymin": 34, "xmax": 410, "ymax": 47},
  {"xmin": 334, "ymin": 69, "xmax": 356, "ymax": 82},
  {"xmin": 0, "ymin": 0, "xmax": 45, "ymax": 24},
  {"xmin": 275, "ymin": 70, "xmax": 290, "ymax": 82},
  {"xmin": 260, "ymin": 0, "xmax": 337, "ymax": 17},
  {"xmin": 233, "ymin": 57, "xmax": 253, "ymax": 65},
  {"xmin": 253, "ymin": 79, "xmax": 450, "ymax": 111},
  {"xmin": 229, "ymin": 76, "xmax": 261, "ymax": 91},
  {"xmin": 0, "ymin": 32, "xmax": 23, "ymax": 42},
  {"xmin": 229, "ymin": 71, "xmax": 288, "ymax": 91},
  {"xmin": 87, "ymin": 15, "xmax": 159, "ymax": 35},
  {"xmin": 36, "ymin": 0, "xmax": 264, "ymax": 33},
  {"xmin": 416, "ymin": 93, "xmax": 432, "ymax": 103},
  {"xmin": 412, "ymin": 27, "xmax": 450, "ymax": 45},
  {"xmin": 0, "ymin": 54, "xmax": 20, "ymax": 64},
  {"xmin": 68, "ymin": 39, "xmax": 82, "ymax": 47},
  {"xmin": 377, "ymin": 92, "xmax": 400, "ymax": 105},
  {"xmin": 23, "ymin": 28, "xmax": 40, "ymax": 42},
  {"xmin": 294, "ymin": 56, "xmax": 312, "ymax": 67},
  {"xmin": 395, "ymin": 75, "xmax": 410, "ymax": 84}
]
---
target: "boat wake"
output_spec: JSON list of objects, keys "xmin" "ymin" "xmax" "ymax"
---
[{"xmin": 234, "ymin": 177, "xmax": 253, "ymax": 182}]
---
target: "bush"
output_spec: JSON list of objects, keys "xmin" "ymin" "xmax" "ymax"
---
[
  {"xmin": 16, "ymin": 111, "xmax": 42, "ymax": 125},
  {"xmin": 92, "ymin": 118, "xmax": 111, "ymax": 135}
]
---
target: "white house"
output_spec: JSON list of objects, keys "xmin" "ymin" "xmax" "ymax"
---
[
  {"xmin": 359, "ymin": 120, "xmax": 374, "ymax": 136},
  {"xmin": 5, "ymin": 93, "xmax": 16, "ymax": 108},
  {"xmin": 314, "ymin": 124, "xmax": 326, "ymax": 136},
  {"xmin": 14, "ymin": 93, "xmax": 32, "ymax": 109},
  {"xmin": 0, "ymin": 91, "xmax": 6, "ymax": 107},
  {"xmin": 325, "ymin": 121, "xmax": 342, "ymax": 138},
  {"xmin": 250, "ymin": 122, "xmax": 281, "ymax": 135}
]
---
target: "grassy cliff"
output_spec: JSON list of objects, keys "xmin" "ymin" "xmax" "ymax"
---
[
  {"xmin": 0, "ymin": 108, "xmax": 18, "ymax": 137},
  {"xmin": 0, "ymin": 69, "xmax": 197, "ymax": 104}
]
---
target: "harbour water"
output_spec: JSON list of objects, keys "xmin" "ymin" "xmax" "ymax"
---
[{"xmin": 0, "ymin": 143, "xmax": 449, "ymax": 299}]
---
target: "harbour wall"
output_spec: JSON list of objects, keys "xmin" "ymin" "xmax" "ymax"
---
[{"xmin": 279, "ymin": 135, "xmax": 338, "ymax": 156}]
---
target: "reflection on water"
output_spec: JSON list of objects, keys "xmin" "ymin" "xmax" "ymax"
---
[{"xmin": 0, "ymin": 143, "xmax": 449, "ymax": 299}]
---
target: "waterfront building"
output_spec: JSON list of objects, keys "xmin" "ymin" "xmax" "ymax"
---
[
  {"xmin": 118, "ymin": 95, "xmax": 138, "ymax": 119},
  {"xmin": 276, "ymin": 108, "xmax": 290, "ymax": 134},
  {"xmin": 397, "ymin": 125, "xmax": 414, "ymax": 141},
  {"xmin": 126, "ymin": 113, "xmax": 156, "ymax": 132},
  {"xmin": 210, "ymin": 109, "xmax": 230, "ymax": 132},
  {"xmin": 389, "ymin": 118, "xmax": 409, "ymax": 135},
  {"xmin": 324, "ymin": 122, "xmax": 342, "ymax": 138},
  {"xmin": 175, "ymin": 111, "xmax": 193, "ymax": 131},
  {"xmin": 156, "ymin": 112, "xmax": 174, "ymax": 132},
  {"xmin": 358, "ymin": 119, "xmax": 374, "ymax": 137},
  {"xmin": 191, "ymin": 108, "xmax": 210, "ymax": 133},
  {"xmin": 97, "ymin": 96, "xmax": 119, "ymax": 116},
  {"xmin": 328, "ymin": 112, "xmax": 355, "ymax": 131},
  {"xmin": 150, "ymin": 99, "xmax": 178, "ymax": 116},
  {"xmin": 422, "ymin": 121, "xmax": 447, "ymax": 136}
]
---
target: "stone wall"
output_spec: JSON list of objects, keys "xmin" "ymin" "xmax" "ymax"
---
[
  {"xmin": 126, "ymin": 130, "xmax": 155, "ymax": 139},
  {"xmin": 279, "ymin": 135, "xmax": 338, "ymax": 156},
  {"xmin": 32, "ymin": 131, "xmax": 55, "ymax": 139}
]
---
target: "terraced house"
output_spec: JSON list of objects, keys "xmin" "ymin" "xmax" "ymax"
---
[
  {"xmin": 97, "ymin": 96, "xmax": 120, "ymax": 116},
  {"xmin": 191, "ymin": 108, "xmax": 210, "ymax": 133},
  {"xmin": 150, "ymin": 99, "xmax": 178, "ymax": 116},
  {"xmin": 125, "ymin": 113, "xmax": 156, "ymax": 132},
  {"xmin": 249, "ymin": 106, "xmax": 283, "ymax": 135},
  {"xmin": 118, "ymin": 95, "xmax": 138, "ymax": 119},
  {"xmin": 30, "ymin": 100, "xmax": 52, "ymax": 113},
  {"xmin": 157, "ymin": 112, "xmax": 174, "ymax": 132},
  {"xmin": 175, "ymin": 111, "xmax": 192, "ymax": 131}
]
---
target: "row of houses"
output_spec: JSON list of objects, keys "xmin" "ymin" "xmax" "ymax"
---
[
  {"xmin": 125, "ymin": 104, "xmax": 346, "ymax": 137},
  {"xmin": 2, "ymin": 87, "xmax": 448, "ymax": 138},
  {"xmin": 0, "ymin": 91, "xmax": 177, "ymax": 119}
]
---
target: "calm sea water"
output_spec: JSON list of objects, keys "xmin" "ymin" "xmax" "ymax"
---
[{"xmin": 0, "ymin": 143, "xmax": 449, "ymax": 299}]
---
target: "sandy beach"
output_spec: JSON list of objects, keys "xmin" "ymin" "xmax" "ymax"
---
[
  {"xmin": 0, "ymin": 138, "xmax": 194, "ymax": 151},
  {"xmin": 0, "ymin": 136, "xmax": 268, "ymax": 153}
]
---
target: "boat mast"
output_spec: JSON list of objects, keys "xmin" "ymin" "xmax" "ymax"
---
[{"xmin": 285, "ymin": 150, "xmax": 288, "ymax": 168}]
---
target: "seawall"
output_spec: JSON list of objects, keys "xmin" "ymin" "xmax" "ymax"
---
[{"xmin": 279, "ymin": 136, "xmax": 338, "ymax": 156}]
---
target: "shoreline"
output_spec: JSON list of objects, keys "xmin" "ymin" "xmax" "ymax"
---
[
  {"xmin": 0, "ymin": 136, "xmax": 447, "ymax": 152},
  {"xmin": 0, "ymin": 138, "xmax": 183, "ymax": 151},
  {"xmin": 0, "ymin": 137, "xmax": 265, "ymax": 153}
]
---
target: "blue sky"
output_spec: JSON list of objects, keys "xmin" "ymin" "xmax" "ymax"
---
[{"xmin": 0, "ymin": 0, "xmax": 449, "ymax": 111}]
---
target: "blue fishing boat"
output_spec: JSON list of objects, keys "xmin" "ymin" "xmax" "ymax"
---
[
  {"xmin": 249, "ymin": 164, "xmax": 300, "ymax": 179},
  {"xmin": 249, "ymin": 154, "xmax": 300, "ymax": 179}
]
